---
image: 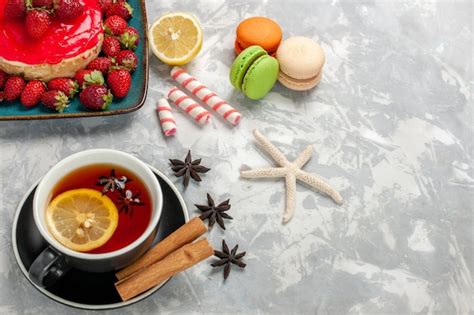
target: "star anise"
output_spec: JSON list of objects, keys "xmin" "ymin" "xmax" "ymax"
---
[
  {"xmin": 211, "ymin": 240, "xmax": 246, "ymax": 280},
  {"xmin": 117, "ymin": 189, "xmax": 144, "ymax": 216},
  {"xmin": 169, "ymin": 150, "xmax": 210, "ymax": 188},
  {"xmin": 96, "ymin": 169, "xmax": 129, "ymax": 195},
  {"xmin": 195, "ymin": 193, "xmax": 233, "ymax": 230}
]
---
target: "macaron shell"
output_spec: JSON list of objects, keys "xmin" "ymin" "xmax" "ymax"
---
[
  {"xmin": 234, "ymin": 40, "xmax": 244, "ymax": 55},
  {"xmin": 235, "ymin": 40, "xmax": 277, "ymax": 57},
  {"xmin": 277, "ymin": 36, "xmax": 325, "ymax": 80},
  {"xmin": 230, "ymin": 46, "xmax": 267, "ymax": 90},
  {"xmin": 236, "ymin": 17, "xmax": 282, "ymax": 54},
  {"xmin": 242, "ymin": 55, "xmax": 279, "ymax": 100},
  {"xmin": 278, "ymin": 70, "xmax": 322, "ymax": 91}
]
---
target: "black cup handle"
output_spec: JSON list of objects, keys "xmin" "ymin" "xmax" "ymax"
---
[{"xmin": 28, "ymin": 246, "xmax": 71, "ymax": 288}]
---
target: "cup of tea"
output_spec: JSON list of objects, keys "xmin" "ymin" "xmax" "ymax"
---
[{"xmin": 29, "ymin": 149, "xmax": 163, "ymax": 288}]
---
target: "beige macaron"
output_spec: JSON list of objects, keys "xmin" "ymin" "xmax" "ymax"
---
[{"xmin": 276, "ymin": 36, "xmax": 325, "ymax": 91}]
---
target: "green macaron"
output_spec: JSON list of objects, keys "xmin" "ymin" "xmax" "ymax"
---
[{"xmin": 230, "ymin": 45, "xmax": 279, "ymax": 100}]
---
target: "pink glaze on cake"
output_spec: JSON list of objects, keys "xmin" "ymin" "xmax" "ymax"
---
[{"xmin": 0, "ymin": 0, "xmax": 103, "ymax": 65}]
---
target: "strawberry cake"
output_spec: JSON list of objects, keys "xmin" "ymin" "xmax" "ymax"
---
[{"xmin": 0, "ymin": 0, "xmax": 104, "ymax": 81}]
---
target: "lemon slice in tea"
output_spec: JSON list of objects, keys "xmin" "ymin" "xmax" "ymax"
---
[
  {"xmin": 149, "ymin": 12, "xmax": 203, "ymax": 66},
  {"xmin": 46, "ymin": 189, "xmax": 119, "ymax": 252}
]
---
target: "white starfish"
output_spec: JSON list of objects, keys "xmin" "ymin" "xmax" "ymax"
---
[{"xmin": 240, "ymin": 129, "xmax": 343, "ymax": 223}]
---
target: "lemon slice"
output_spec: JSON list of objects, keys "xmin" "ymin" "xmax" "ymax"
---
[
  {"xmin": 149, "ymin": 12, "xmax": 203, "ymax": 66},
  {"xmin": 46, "ymin": 189, "xmax": 119, "ymax": 252}
]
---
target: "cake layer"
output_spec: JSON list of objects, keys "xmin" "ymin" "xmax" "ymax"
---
[{"xmin": 0, "ymin": 35, "xmax": 103, "ymax": 81}]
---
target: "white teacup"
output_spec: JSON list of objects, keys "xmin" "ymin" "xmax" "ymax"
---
[{"xmin": 29, "ymin": 149, "xmax": 163, "ymax": 287}]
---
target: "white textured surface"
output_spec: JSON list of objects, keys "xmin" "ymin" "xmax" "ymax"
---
[{"xmin": 0, "ymin": 0, "xmax": 473, "ymax": 314}]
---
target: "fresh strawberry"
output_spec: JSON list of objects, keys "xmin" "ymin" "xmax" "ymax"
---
[
  {"xmin": 103, "ymin": 15, "xmax": 127, "ymax": 36},
  {"xmin": 74, "ymin": 69, "xmax": 104, "ymax": 88},
  {"xmin": 4, "ymin": 0, "xmax": 26, "ymax": 20},
  {"xmin": 107, "ymin": 69, "xmax": 131, "ymax": 98},
  {"xmin": 54, "ymin": 0, "xmax": 84, "ymax": 20},
  {"xmin": 32, "ymin": 0, "xmax": 53, "ymax": 9},
  {"xmin": 102, "ymin": 36, "xmax": 121, "ymax": 57},
  {"xmin": 119, "ymin": 26, "xmax": 139, "ymax": 50},
  {"xmin": 75, "ymin": 69, "xmax": 93, "ymax": 88},
  {"xmin": 98, "ymin": 0, "xmax": 113, "ymax": 13},
  {"xmin": 105, "ymin": 2, "xmax": 133, "ymax": 20},
  {"xmin": 86, "ymin": 57, "xmax": 112, "ymax": 76},
  {"xmin": 26, "ymin": 9, "xmax": 51, "ymax": 39},
  {"xmin": 3, "ymin": 76, "xmax": 26, "ymax": 101},
  {"xmin": 41, "ymin": 90, "xmax": 69, "ymax": 112},
  {"xmin": 0, "ymin": 91, "xmax": 4, "ymax": 102},
  {"xmin": 20, "ymin": 80, "xmax": 46, "ymax": 107},
  {"xmin": 116, "ymin": 50, "xmax": 137, "ymax": 72},
  {"xmin": 48, "ymin": 77, "xmax": 79, "ymax": 98},
  {"xmin": 80, "ymin": 85, "xmax": 113, "ymax": 110},
  {"xmin": 0, "ymin": 70, "xmax": 8, "ymax": 90}
]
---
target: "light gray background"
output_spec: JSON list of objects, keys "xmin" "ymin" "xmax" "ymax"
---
[{"xmin": 1, "ymin": 0, "xmax": 472, "ymax": 314}]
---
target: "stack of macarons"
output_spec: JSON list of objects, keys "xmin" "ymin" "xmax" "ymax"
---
[{"xmin": 230, "ymin": 16, "xmax": 326, "ymax": 99}]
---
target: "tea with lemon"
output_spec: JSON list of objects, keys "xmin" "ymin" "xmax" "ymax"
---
[{"xmin": 47, "ymin": 164, "xmax": 152, "ymax": 254}]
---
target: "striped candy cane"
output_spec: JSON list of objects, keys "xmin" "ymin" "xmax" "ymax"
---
[
  {"xmin": 171, "ymin": 67, "xmax": 241, "ymax": 126},
  {"xmin": 156, "ymin": 98, "xmax": 177, "ymax": 136},
  {"xmin": 167, "ymin": 87, "xmax": 211, "ymax": 126}
]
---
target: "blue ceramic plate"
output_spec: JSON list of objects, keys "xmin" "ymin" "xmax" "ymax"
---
[{"xmin": 0, "ymin": 0, "xmax": 148, "ymax": 121}]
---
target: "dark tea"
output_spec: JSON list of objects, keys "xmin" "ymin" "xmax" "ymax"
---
[{"xmin": 52, "ymin": 164, "xmax": 152, "ymax": 254}]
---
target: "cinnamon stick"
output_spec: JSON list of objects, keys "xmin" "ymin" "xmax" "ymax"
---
[
  {"xmin": 115, "ymin": 239, "xmax": 214, "ymax": 301},
  {"xmin": 116, "ymin": 217, "xmax": 207, "ymax": 280}
]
